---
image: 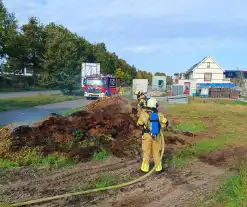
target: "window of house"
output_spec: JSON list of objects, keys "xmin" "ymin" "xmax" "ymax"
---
[
  {"xmin": 207, "ymin": 62, "xmax": 211, "ymax": 68},
  {"xmin": 204, "ymin": 73, "xmax": 212, "ymax": 82}
]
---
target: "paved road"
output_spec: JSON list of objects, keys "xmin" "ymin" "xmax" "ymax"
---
[
  {"xmin": 0, "ymin": 90, "xmax": 61, "ymax": 99},
  {"xmin": 0, "ymin": 98, "xmax": 91, "ymax": 126}
]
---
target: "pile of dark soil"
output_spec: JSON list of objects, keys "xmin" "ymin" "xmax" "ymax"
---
[
  {"xmin": 0, "ymin": 97, "xmax": 141, "ymax": 161},
  {"xmin": 0, "ymin": 96, "xmax": 194, "ymax": 163}
]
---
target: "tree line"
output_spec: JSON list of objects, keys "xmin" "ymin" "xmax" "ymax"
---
[{"xmin": 0, "ymin": 2, "xmax": 172, "ymax": 91}]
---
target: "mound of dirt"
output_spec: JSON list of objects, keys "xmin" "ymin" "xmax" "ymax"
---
[
  {"xmin": 0, "ymin": 96, "xmax": 193, "ymax": 163},
  {"xmin": 0, "ymin": 97, "xmax": 141, "ymax": 161}
]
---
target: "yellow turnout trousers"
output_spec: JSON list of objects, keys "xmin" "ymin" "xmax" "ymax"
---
[
  {"xmin": 141, "ymin": 133, "xmax": 163, "ymax": 172},
  {"xmin": 137, "ymin": 105, "xmax": 142, "ymax": 116}
]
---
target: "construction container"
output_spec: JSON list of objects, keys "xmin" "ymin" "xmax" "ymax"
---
[
  {"xmin": 152, "ymin": 76, "xmax": 166, "ymax": 90},
  {"xmin": 171, "ymin": 84, "xmax": 184, "ymax": 96},
  {"xmin": 132, "ymin": 79, "xmax": 148, "ymax": 98}
]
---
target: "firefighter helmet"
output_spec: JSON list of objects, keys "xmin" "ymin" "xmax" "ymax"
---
[
  {"xmin": 147, "ymin": 98, "xmax": 158, "ymax": 108},
  {"xmin": 134, "ymin": 90, "xmax": 141, "ymax": 95}
]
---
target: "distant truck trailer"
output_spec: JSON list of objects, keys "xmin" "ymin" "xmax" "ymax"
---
[{"xmin": 132, "ymin": 79, "xmax": 148, "ymax": 98}]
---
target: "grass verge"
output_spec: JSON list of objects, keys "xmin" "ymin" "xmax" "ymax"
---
[
  {"xmin": 199, "ymin": 164, "xmax": 247, "ymax": 207},
  {"xmin": 214, "ymin": 166, "xmax": 247, "ymax": 206},
  {"xmin": 0, "ymin": 87, "xmax": 59, "ymax": 93},
  {"xmin": 0, "ymin": 94, "xmax": 82, "ymax": 111}
]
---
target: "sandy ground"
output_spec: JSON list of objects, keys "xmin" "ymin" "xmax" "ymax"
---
[{"xmin": 0, "ymin": 155, "xmax": 235, "ymax": 207}]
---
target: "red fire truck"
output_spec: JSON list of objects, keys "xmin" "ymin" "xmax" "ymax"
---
[{"xmin": 83, "ymin": 75, "xmax": 117, "ymax": 99}]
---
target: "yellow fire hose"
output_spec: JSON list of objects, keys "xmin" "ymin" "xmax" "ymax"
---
[{"xmin": 7, "ymin": 132, "xmax": 165, "ymax": 207}]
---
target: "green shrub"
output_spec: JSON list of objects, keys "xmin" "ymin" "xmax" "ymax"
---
[
  {"xmin": 93, "ymin": 148, "xmax": 111, "ymax": 161},
  {"xmin": 41, "ymin": 153, "xmax": 78, "ymax": 168},
  {"xmin": 0, "ymin": 159, "xmax": 19, "ymax": 168}
]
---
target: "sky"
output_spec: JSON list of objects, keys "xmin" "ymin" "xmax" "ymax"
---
[{"xmin": 4, "ymin": 0, "xmax": 247, "ymax": 76}]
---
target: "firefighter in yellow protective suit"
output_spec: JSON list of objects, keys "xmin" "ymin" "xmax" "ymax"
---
[
  {"xmin": 134, "ymin": 90, "xmax": 147, "ymax": 116},
  {"xmin": 137, "ymin": 98, "xmax": 169, "ymax": 174}
]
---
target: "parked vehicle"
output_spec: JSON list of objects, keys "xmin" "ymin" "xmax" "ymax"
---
[
  {"xmin": 81, "ymin": 62, "xmax": 116, "ymax": 99},
  {"xmin": 83, "ymin": 75, "xmax": 116, "ymax": 99}
]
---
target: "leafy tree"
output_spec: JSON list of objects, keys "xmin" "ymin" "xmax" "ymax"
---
[
  {"xmin": 136, "ymin": 71, "xmax": 143, "ymax": 79},
  {"xmin": 231, "ymin": 71, "xmax": 245, "ymax": 87},
  {"xmin": 0, "ymin": 1, "xmax": 18, "ymax": 59},
  {"xmin": 21, "ymin": 17, "xmax": 45, "ymax": 87},
  {"xmin": 166, "ymin": 76, "xmax": 173, "ymax": 85},
  {"xmin": 115, "ymin": 68, "xmax": 125, "ymax": 80},
  {"xmin": 4, "ymin": 33, "xmax": 27, "ymax": 74},
  {"xmin": 115, "ymin": 68, "xmax": 125, "ymax": 86},
  {"xmin": 137, "ymin": 70, "xmax": 152, "ymax": 84},
  {"xmin": 147, "ymin": 72, "xmax": 153, "ymax": 85},
  {"xmin": 124, "ymin": 72, "xmax": 132, "ymax": 86},
  {"xmin": 129, "ymin": 65, "xmax": 137, "ymax": 79},
  {"xmin": 154, "ymin": 72, "xmax": 166, "ymax": 76},
  {"xmin": 43, "ymin": 23, "xmax": 87, "ymax": 80}
]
